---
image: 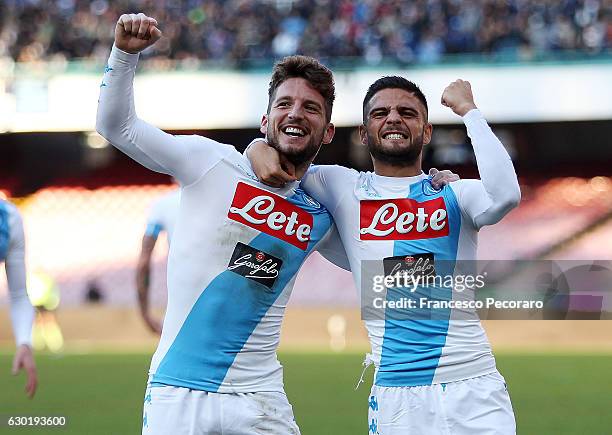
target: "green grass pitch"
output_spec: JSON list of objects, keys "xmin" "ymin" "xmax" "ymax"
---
[{"xmin": 0, "ymin": 352, "xmax": 610, "ymax": 434}]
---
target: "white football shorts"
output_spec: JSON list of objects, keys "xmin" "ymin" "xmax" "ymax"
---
[
  {"xmin": 367, "ymin": 371, "xmax": 516, "ymax": 435},
  {"xmin": 142, "ymin": 384, "xmax": 300, "ymax": 435}
]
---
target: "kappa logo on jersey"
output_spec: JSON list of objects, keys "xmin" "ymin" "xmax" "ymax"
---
[
  {"xmin": 228, "ymin": 182, "xmax": 313, "ymax": 250},
  {"xmin": 227, "ymin": 242, "xmax": 283, "ymax": 290},
  {"xmin": 360, "ymin": 197, "xmax": 449, "ymax": 240}
]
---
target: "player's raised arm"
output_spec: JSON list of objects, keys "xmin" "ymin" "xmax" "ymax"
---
[
  {"xmin": 96, "ymin": 13, "xmax": 220, "ymax": 186},
  {"xmin": 442, "ymin": 80, "xmax": 521, "ymax": 229}
]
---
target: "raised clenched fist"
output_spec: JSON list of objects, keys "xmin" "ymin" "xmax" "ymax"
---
[
  {"xmin": 441, "ymin": 79, "xmax": 477, "ymax": 117},
  {"xmin": 115, "ymin": 13, "xmax": 162, "ymax": 54}
]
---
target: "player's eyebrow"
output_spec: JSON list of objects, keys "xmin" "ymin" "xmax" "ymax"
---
[
  {"xmin": 275, "ymin": 95, "xmax": 323, "ymax": 111},
  {"xmin": 369, "ymin": 104, "xmax": 421, "ymax": 117},
  {"xmin": 368, "ymin": 105, "xmax": 389, "ymax": 114},
  {"xmin": 274, "ymin": 95, "xmax": 293, "ymax": 103},
  {"xmin": 303, "ymin": 99, "xmax": 323, "ymax": 110}
]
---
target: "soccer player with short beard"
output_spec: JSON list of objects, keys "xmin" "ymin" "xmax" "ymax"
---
[
  {"xmin": 97, "ymin": 12, "xmax": 348, "ymax": 435},
  {"xmin": 248, "ymin": 76, "xmax": 521, "ymax": 434},
  {"xmin": 263, "ymin": 74, "xmax": 332, "ymax": 167},
  {"xmin": 361, "ymin": 86, "xmax": 428, "ymax": 169}
]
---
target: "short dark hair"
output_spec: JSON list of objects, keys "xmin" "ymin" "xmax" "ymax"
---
[
  {"xmin": 268, "ymin": 55, "xmax": 335, "ymax": 122},
  {"xmin": 362, "ymin": 76, "xmax": 428, "ymax": 122}
]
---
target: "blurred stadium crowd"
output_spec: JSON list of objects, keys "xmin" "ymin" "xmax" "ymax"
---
[{"xmin": 2, "ymin": 0, "xmax": 610, "ymax": 65}]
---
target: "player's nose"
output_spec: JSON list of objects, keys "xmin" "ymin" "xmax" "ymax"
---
[
  {"xmin": 287, "ymin": 104, "xmax": 305, "ymax": 120},
  {"xmin": 385, "ymin": 109, "xmax": 401, "ymax": 124}
]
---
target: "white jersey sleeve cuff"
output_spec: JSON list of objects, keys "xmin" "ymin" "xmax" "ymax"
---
[
  {"xmin": 109, "ymin": 44, "xmax": 140, "ymax": 65},
  {"xmin": 462, "ymin": 108, "xmax": 484, "ymax": 125}
]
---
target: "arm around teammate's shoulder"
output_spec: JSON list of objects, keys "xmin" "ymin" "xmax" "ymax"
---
[{"xmin": 302, "ymin": 165, "xmax": 359, "ymax": 213}]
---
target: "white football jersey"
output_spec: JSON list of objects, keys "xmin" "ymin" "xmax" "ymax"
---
[
  {"xmin": 97, "ymin": 46, "xmax": 346, "ymax": 393},
  {"xmin": 299, "ymin": 110, "xmax": 521, "ymax": 386}
]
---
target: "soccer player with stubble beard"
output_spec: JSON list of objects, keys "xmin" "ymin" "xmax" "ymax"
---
[
  {"xmin": 247, "ymin": 77, "xmax": 521, "ymax": 434},
  {"xmin": 98, "ymin": 11, "xmax": 368, "ymax": 435}
]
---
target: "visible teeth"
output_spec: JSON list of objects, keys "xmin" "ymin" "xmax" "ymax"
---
[
  {"xmin": 284, "ymin": 127, "xmax": 305, "ymax": 136},
  {"xmin": 384, "ymin": 133, "xmax": 404, "ymax": 140}
]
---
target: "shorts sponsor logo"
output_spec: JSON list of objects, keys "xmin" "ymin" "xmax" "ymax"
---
[
  {"xmin": 359, "ymin": 197, "xmax": 448, "ymax": 240},
  {"xmin": 228, "ymin": 182, "xmax": 313, "ymax": 250},
  {"xmin": 227, "ymin": 242, "xmax": 283, "ymax": 289}
]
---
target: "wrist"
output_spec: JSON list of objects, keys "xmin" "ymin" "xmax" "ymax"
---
[
  {"xmin": 454, "ymin": 103, "xmax": 477, "ymax": 117},
  {"xmin": 244, "ymin": 138, "xmax": 267, "ymax": 157},
  {"xmin": 111, "ymin": 44, "xmax": 141, "ymax": 61}
]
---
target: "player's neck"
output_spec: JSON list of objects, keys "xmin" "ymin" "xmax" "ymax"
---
[
  {"xmin": 292, "ymin": 161, "xmax": 310, "ymax": 180},
  {"xmin": 373, "ymin": 160, "xmax": 422, "ymax": 177},
  {"xmin": 290, "ymin": 155, "xmax": 319, "ymax": 181}
]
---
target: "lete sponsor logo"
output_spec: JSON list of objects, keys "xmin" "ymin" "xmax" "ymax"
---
[
  {"xmin": 360, "ymin": 197, "xmax": 449, "ymax": 240},
  {"xmin": 228, "ymin": 182, "xmax": 313, "ymax": 250}
]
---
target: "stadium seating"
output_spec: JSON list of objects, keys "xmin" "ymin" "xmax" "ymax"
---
[{"xmin": 3, "ymin": 0, "xmax": 610, "ymax": 64}]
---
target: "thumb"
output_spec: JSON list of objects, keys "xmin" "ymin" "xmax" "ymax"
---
[
  {"xmin": 428, "ymin": 168, "xmax": 439, "ymax": 177},
  {"xmin": 150, "ymin": 27, "xmax": 162, "ymax": 42}
]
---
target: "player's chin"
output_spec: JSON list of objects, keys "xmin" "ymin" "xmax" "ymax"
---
[
  {"xmin": 381, "ymin": 137, "xmax": 410, "ymax": 147},
  {"xmin": 278, "ymin": 134, "xmax": 311, "ymax": 150},
  {"xmin": 281, "ymin": 131, "xmax": 310, "ymax": 143},
  {"xmin": 379, "ymin": 140, "xmax": 411, "ymax": 153}
]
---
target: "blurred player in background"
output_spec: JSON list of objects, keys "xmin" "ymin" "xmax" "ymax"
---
[
  {"xmin": 97, "ymin": 12, "xmax": 348, "ymax": 434},
  {"xmin": 27, "ymin": 269, "xmax": 64, "ymax": 353},
  {"xmin": 1, "ymin": 199, "xmax": 37, "ymax": 398},
  {"xmin": 247, "ymin": 77, "xmax": 521, "ymax": 433},
  {"xmin": 137, "ymin": 187, "xmax": 180, "ymax": 335}
]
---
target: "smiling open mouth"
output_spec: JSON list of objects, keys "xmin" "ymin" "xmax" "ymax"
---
[
  {"xmin": 283, "ymin": 126, "xmax": 306, "ymax": 137},
  {"xmin": 383, "ymin": 132, "xmax": 408, "ymax": 140}
]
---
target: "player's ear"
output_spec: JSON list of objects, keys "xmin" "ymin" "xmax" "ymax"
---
[
  {"xmin": 359, "ymin": 124, "xmax": 368, "ymax": 146},
  {"xmin": 322, "ymin": 123, "xmax": 335, "ymax": 145},
  {"xmin": 423, "ymin": 122, "xmax": 433, "ymax": 146},
  {"xmin": 260, "ymin": 114, "xmax": 268, "ymax": 135}
]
